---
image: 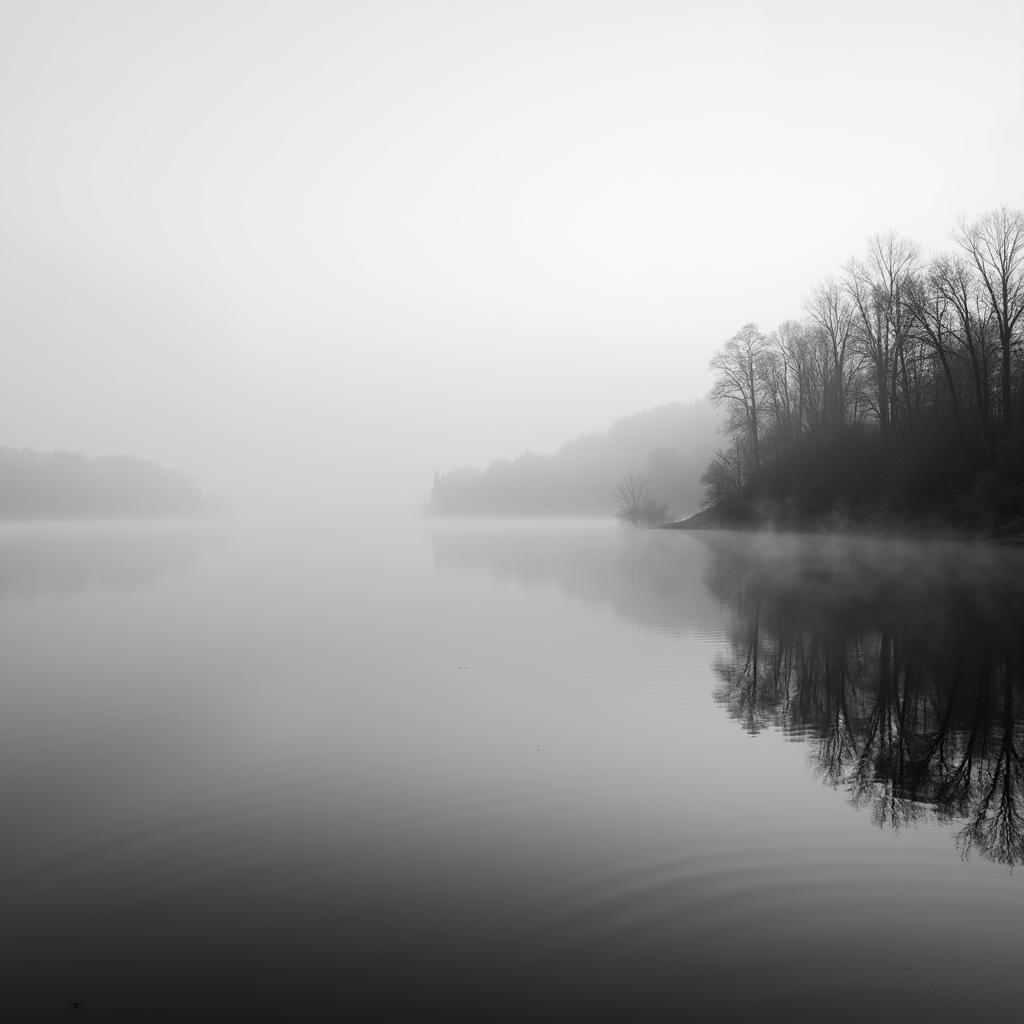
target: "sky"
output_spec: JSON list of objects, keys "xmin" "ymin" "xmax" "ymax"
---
[{"xmin": 1, "ymin": 0, "xmax": 1022, "ymax": 514}]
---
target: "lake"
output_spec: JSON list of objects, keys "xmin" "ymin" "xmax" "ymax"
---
[{"xmin": 3, "ymin": 519, "xmax": 1023, "ymax": 1021}]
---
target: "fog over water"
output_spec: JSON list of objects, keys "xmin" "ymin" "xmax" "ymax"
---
[
  {"xmin": 4, "ymin": 1, "xmax": 1024, "ymax": 1019},
  {"xmin": 3, "ymin": 521, "xmax": 1024, "ymax": 1020}
]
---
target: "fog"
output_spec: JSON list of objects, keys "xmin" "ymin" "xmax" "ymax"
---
[
  {"xmin": 9, "ymin": 518, "xmax": 1024, "ymax": 1018},
  {"xmin": 2, "ymin": 0, "xmax": 1022, "ymax": 516}
]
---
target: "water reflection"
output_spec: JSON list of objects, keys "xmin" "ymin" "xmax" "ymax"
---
[
  {"xmin": 5, "ymin": 520, "xmax": 1022, "ymax": 1018},
  {"xmin": 705, "ymin": 533, "xmax": 1024, "ymax": 867},
  {"xmin": 0, "ymin": 523, "xmax": 215, "ymax": 601},
  {"xmin": 433, "ymin": 523, "xmax": 1024, "ymax": 869},
  {"xmin": 429, "ymin": 521, "xmax": 721, "ymax": 635}
]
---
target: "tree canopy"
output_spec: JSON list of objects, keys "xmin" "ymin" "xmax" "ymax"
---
[{"xmin": 702, "ymin": 206, "xmax": 1024, "ymax": 533}]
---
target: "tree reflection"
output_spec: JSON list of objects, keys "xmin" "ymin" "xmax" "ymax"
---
[{"xmin": 706, "ymin": 533, "xmax": 1024, "ymax": 867}]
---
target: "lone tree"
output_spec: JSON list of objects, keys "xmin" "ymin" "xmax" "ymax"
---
[{"xmin": 615, "ymin": 472, "xmax": 668, "ymax": 525}]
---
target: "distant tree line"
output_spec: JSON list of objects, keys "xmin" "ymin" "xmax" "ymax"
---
[
  {"xmin": 0, "ymin": 448, "xmax": 216, "ymax": 518},
  {"xmin": 702, "ymin": 207, "xmax": 1024, "ymax": 531},
  {"xmin": 427, "ymin": 401, "xmax": 719, "ymax": 520}
]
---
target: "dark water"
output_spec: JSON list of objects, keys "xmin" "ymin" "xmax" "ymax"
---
[{"xmin": 3, "ymin": 520, "xmax": 1024, "ymax": 1021}]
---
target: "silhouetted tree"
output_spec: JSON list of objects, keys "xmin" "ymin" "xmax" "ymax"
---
[
  {"xmin": 699, "ymin": 206, "xmax": 1024, "ymax": 529},
  {"xmin": 845, "ymin": 234, "xmax": 920, "ymax": 440},
  {"xmin": 956, "ymin": 207, "xmax": 1024, "ymax": 436},
  {"xmin": 806, "ymin": 279, "xmax": 857, "ymax": 430},
  {"xmin": 709, "ymin": 323, "xmax": 769, "ymax": 477}
]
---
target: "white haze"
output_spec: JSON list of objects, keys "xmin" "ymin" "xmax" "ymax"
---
[{"xmin": 1, "ymin": 0, "xmax": 1021, "ymax": 516}]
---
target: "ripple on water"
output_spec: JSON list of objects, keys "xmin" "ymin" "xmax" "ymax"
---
[{"xmin": 505, "ymin": 841, "xmax": 1023, "ymax": 1019}]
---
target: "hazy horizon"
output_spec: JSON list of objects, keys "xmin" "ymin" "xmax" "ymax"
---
[
  {"xmin": 2, "ymin": 0, "xmax": 1022, "ymax": 515},
  {"xmin": 4, "ymin": 6, "xmax": 1024, "ymax": 1012}
]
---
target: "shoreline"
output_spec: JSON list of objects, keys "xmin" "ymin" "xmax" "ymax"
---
[{"xmin": 658, "ymin": 512, "xmax": 1024, "ymax": 545}]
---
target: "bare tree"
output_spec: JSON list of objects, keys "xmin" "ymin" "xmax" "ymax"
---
[
  {"xmin": 845, "ymin": 233, "xmax": 920, "ymax": 439},
  {"xmin": 774, "ymin": 319, "xmax": 814, "ymax": 439},
  {"xmin": 696, "ymin": 206, "xmax": 1024, "ymax": 526},
  {"xmin": 956, "ymin": 207, "xmax": 1024, "ymax": 434},
  {"xmin": 930, "ymin": 254, "xmax": 999, "ymax": 459},
  {"xmin": 700, "ymin": 437, "xmax": 745, "ymax": 508},
  {"xmin": 709, "ymin": 323, "xmax": 768, "ymax": 474},
  {"xmin": 903, "ymin": 269, "xmax": 968, "ymax": 456},
  {"xmin": 806, "ymin": 279, "xmax": 857, "ymax": 429},
  {"xmin": 614, "ymin": 472, "xmax": 668, "ymax": 525}
]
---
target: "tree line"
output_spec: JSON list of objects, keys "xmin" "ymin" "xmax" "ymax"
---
[
  {"xmin": 427, "ymin": 400, "xmax": 719, "ymax": 519},
  {"xmin": 702, "ymin": 206, "xmax": 1024, "ymax": 530},
  {"xmin": 0, "ymin": 448, "xmax": 216, "ymax": 518}
]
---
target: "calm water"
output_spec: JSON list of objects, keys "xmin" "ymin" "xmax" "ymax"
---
[{"xmin": 3, "ymin": 520, "xmax": 1024, "ymax": 1021}]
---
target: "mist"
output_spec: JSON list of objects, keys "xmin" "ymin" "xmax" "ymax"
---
[
  {"xmin": 6, "ymin": 5, "xmax": 1024, "ymax": 1019},
  {"xmin": 3, "ymin": 0, "xmax": 1022, "ymax": 516}
]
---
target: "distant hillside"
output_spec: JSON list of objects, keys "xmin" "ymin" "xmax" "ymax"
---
[
  {"xmin": 0, "ymin": 449, "xmax": 216, "ymax": 519},
  {"xmin": 426, "ymin": 400, "xmax": 720, "ymax": 519}
]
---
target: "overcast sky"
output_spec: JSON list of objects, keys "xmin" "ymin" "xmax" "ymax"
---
[{"xmin": 2, "ymin": 0, "xmax": 1022, "ymax": 514}]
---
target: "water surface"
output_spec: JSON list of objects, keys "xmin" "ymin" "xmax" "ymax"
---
[{"xmin": 3, "ymin": 520, "xmax": 1023, "ymax": 1021}]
